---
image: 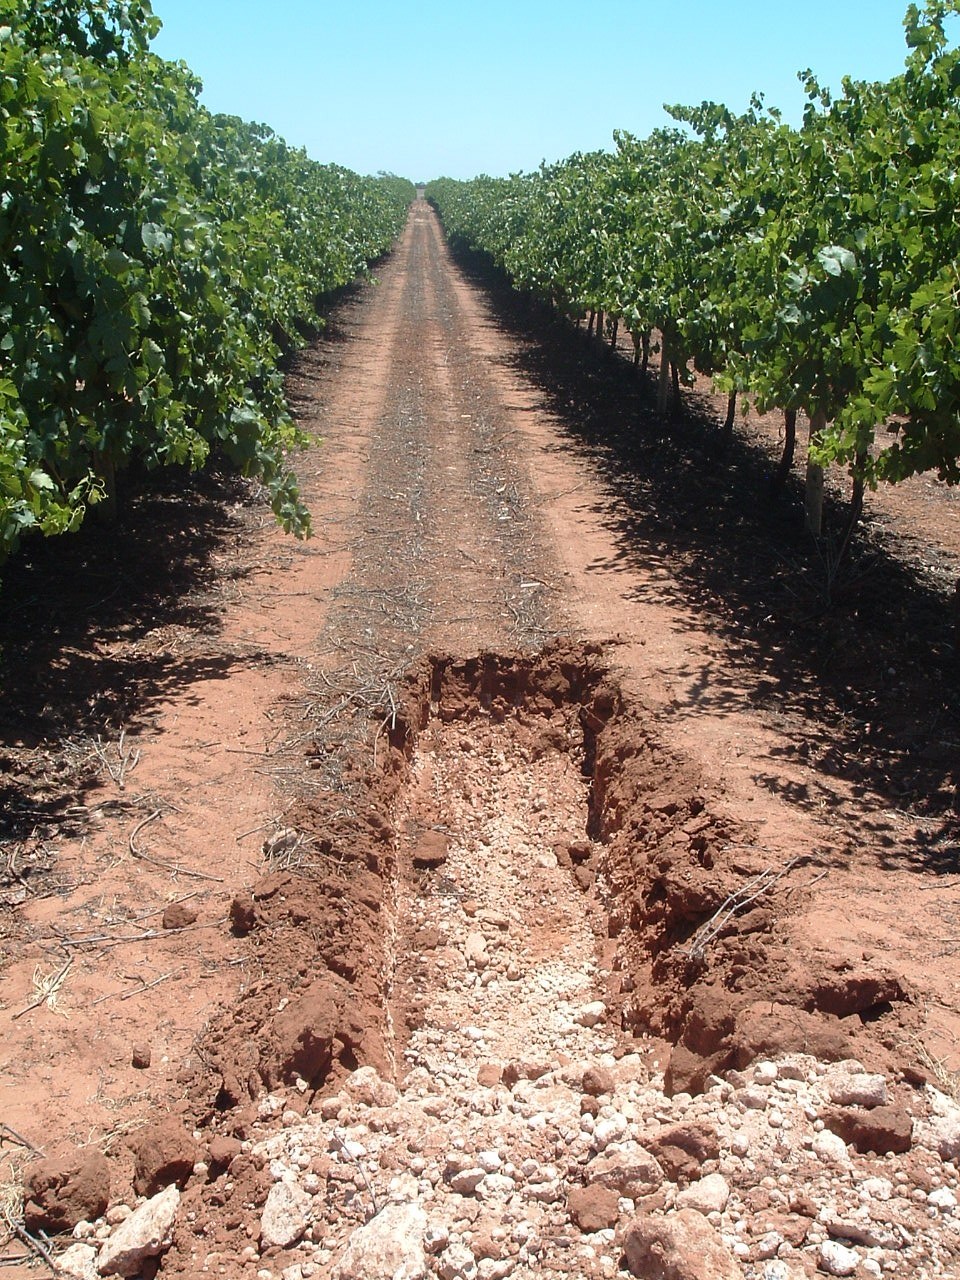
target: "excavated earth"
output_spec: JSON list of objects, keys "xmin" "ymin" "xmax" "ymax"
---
[{"xmin": 1, "ymin": 201, "xmax": 960, "ymax": 1280}]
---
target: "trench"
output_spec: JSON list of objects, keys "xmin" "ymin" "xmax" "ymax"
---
[{"xmin": 386, "ymin": 650, "xmax": 619, "ymax": 1086}]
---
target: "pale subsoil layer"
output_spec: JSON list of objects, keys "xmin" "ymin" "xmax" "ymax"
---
[{"xmin": 0, "ymin": 201, "xmax": 958, "ymax": 1279}]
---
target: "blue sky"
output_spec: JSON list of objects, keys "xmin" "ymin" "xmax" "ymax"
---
[{"xmin": 151, "ymin": 1, "xmax": 930, "ymax": 181}]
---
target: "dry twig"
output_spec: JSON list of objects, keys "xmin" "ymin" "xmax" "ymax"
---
[{"xmin": 12, "ymin": 958, "xmax": 73, "ymax": 1020}]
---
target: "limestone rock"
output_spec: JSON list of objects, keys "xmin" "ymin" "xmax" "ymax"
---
[
  {"xmin": 818, "ymin": 1239, "xmax": 860, "ymax": 1276},
  {"xmin": 914, "ymin": 1099, "xmax": 960, "ymax": 1161},
  {"xmin": 97, "ymin": 1185, "xmax": 179, "ymax": 1278},
  {"xmin": 465, "ymin": 933, "xmax": 489, "ymax": 971},
  {"xmin": 825, "ymin": 1069, "xmax": 887, "ymax": 1109},
  {"xmin": 438, "ymin": 1241, "xmax": 477, "ymax": 1279},
  {"xmin": 54, "ymin": 1243, "xmax": 98, "ymax": 1279},
  {"xmin": 334, "ymin": 1202, "xmax": 429, "ymax": 1280},
  {"xmin": 261, "ymin": 1179, "xmax": 312, "ymax": 1249},
  {"xmin": 621, "ymin": 1208, "xmax": 743, "ymax": 1279},
  {"xmin": 585, "ymin": 1144, "xmax": 664, "ymax": 1198},
  {"xmin": 676, "ymin": 1171, "xmax": 731, "ymax": 1215}
]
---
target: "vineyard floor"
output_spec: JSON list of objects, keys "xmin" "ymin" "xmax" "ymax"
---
[{"xmin": 1, "ymin": 201, "xmax": 960, "ymax": 1278}]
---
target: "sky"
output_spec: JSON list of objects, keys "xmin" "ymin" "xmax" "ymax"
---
[{"xmin": 150, "ymin": 0, "xmax": 933, "ymax": 182}]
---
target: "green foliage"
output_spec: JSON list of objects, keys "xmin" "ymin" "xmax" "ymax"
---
[
  {"xmin": 428, "ymin": 0, "xmax": 960, "ymax": 496},
  {"xmin": 0, "ymin": 2, "xmax": 414, "ymax": 561}
]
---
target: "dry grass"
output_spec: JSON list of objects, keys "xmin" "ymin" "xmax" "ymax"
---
[{"xmin": 914, "ymin": 1037, "xmax": 960, "ymax": 1103}]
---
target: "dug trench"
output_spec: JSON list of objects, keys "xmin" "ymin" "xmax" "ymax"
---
[
  {"xmin": 68, "ymin": 639, "xmax": 938, "ymax": 1277},
  {"xmin": 195, "ymin": 642, "xmax": 916, "ymax": 1130}
]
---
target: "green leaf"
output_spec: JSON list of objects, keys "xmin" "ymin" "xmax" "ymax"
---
[{"xmin": 817, "ymin": 245, "xmax": 857, "ymax": 276}]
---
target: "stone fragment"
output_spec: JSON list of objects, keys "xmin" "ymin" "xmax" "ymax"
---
[
  {"xmin": 413, "ymin": 831, "xmax": 448, "ymax": 869},
  {"xmin": 161, "ymin": 901, "xmax": 198, "ymax": 929},
  {"xmin": 914, "ymin": 1099, "xmax": 960, "ymax": 1160},
  {"xmin": 621, "ymin": 1208, "xmax": 742, "ymax": 1279},
  {"xmin": 97, "ymin": 1185, "xmax": 179, "ymax": 1277},
  {"xmin": 477, "ymin": 1262, "xmax": 514, "ymax": 1280},
  {"xmin": 343, "ymin": 1065, "xmax": 399, "ymax": 1108},
  {"xmin": 818, "ymin": 1239, "xmax": 860, "ymax": 1276},
  {"xmin": 261, "ymin": 1178, "xmax": 312, "ymax": 1249},
  {"xmin": 586, "ymin": 1145, "xmax": 664, "ymax": 1199},
  {"xmin": 130, "ymin": 1043, "xmax": 151, "ymax": 1070},
  {"xmin": 23, "ymin": 1151, "xmax": 110, "ymax": 1235},
  {"xmin": 811, "ymin": 1129, "xmax": 851, "ymax": 1166},
  {"xmin": 581, "ymin": 1065, "xmax": 615, "ymax": 1097},
  {"xmin": 753, "ymin": 1061, "xmax": 779, "ymax": 1085},
  {"xmin": 438, "ymin": 1241, "xmax": 477, "ymax": 1280},
  {"xmin": 334, "ymin": 1202, "xmax": 429, "ymax": 1280},
  {"xmin": 133, "ymin": 1118, "xmax": 198, "ymax": 1196},
  {"xmin": 825, "ymin": 1071, "xmax": 888, "ymax": 1109},
  {"xmin": 575, "ymin": 1001, "xmax": 606, "ymax": 1028},
  {"xmin": 465, "ymin": 933, "xmax": 489, "ymax": 971},
  {"xmin": 54, "ymin": 1243, "xmax": 98, "ymax": 1280},
  {"xmin": 675, "ymin": 1172, "xmax": 730, "ymax": 1215},
  {"xmin": 501, "ymin": 1061, "xmax": 551, "ymax": 1087},
  {"xmin": 822, "ymin": 1105, "xmax": 912, "ymax": 1155},
  {"xmin": 567, "ymin": 1184, "xmax": 620, "ymax": 1232},
  {"xmin": 647, "ymin": 1123, "xmax": 720, "ymax": 1183},
  {"xmin": 929, "ymin": 1186, "xmax": 958, "ymax": 1211},
  {"xmin": 448, "ymin": 1167, "xmax": 486, "ymax": 1195},
  {"xmin": 207, "ymin": 1135, "xmax": 242, "ymax": 1175}
]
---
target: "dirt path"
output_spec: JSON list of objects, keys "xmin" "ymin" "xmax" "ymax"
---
[{"xmin": 2, "ymin": 201, "xmax": 960, "ymax": 1279}]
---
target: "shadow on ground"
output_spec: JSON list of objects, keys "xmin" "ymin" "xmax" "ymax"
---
[{"xmin": 454, "ymin": 248, "xmax": 960, "ymax": 876}]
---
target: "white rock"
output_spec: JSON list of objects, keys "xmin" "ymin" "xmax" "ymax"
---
[
  {"xmin": 760, "ymin": 1263, "xmax": 804, "ymax": 1280},
  {"xmin": 826, "ymin": 1072, "xmax": 888, "ymax": 1109},
  {"xmin": 477, "ymin": 1149, "xmax": 502, "ymax": 1173},
  {"xmin": 754, "ymin": 1232, "xmax": 784, "ymax": 1261},
  {"xmin": 740, "ymin": 1087, "xmax": 769, "ymax": 1110},
  {"xmin": 343, "ymin": 1065, "xmax": 399, "ymax": 1108},
  {"xmin": 818, "ymin": 1239, "xmax": 860, "ymax": 1276},
  {"xmin": 477, "ymin": 1261, "xmax": 514, "ymax": 1280},
  {"xmin": 334, "ymin": 1203, "xmax": 429, "ymax": 1280},
  {"xmin": 915, "ymin": 1101, "xmax": 960, "ymax": 1161},
  {"xmin": 438, "ymin": 1241, "xmax": 478, "ymax": 1280},
  {"xmin": 449, "ymin": 1167, "xmax": 486, "ymax": 1195},
  {"xmin": 929, "ymin": 1186, "xmax": 958, "ymax": 1211},
  {"xmin": 465, "ymin": 933, "xmax": 489, "ymax": 971},
  {"xmin": 585, "ymin": 1145, "xmax": 664, "ymax": 1199},
  {"xmin": 424, "ymin": 1224, "xmax": 449, "ymax": 1254},
  {"xmin": 97, "ymin": 1186, "xmax": 180, "ymax": 1278},
  {"xmin": 754, "ymin": 1062, "xmax": 779, "ymax": 1085},
  {"xmin": 592, "ymin": 1114, "xmax": 628, "ymax": 1149},
  {"xmin": 676, "ymin": 1173, "xmax": 731, "ymax": 1215},
  {"xmin": 812, "ymin": 1129, "xmax": 851, "ymax": 1166},
  {"xmin": 55, "ymin": 1243, "xmax": 98, "ymax": 1280},
  {"xmin": 261, "ymin": 1179, "xmax": 312, "ymax": 1249},
  {"xmin": 576, "ymin": 1002, "xmax": 606, "ymax": 1028}
]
